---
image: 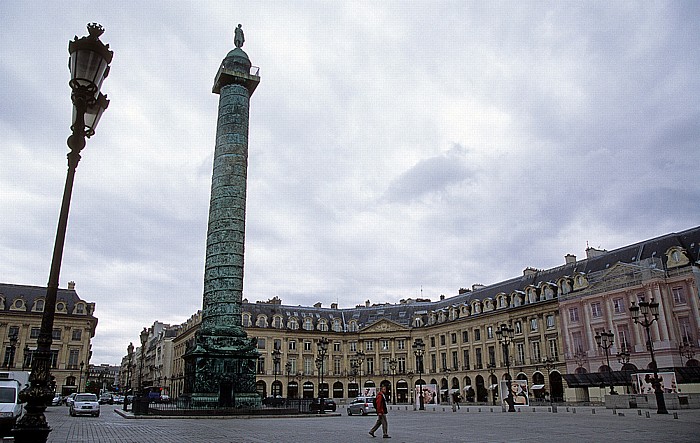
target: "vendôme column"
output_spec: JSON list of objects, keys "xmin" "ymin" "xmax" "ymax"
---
[{"xmin": 184, "ymin": 24, "xmax": 261, "ymax": 408}]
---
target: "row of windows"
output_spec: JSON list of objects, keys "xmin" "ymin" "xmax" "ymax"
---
[
  {"xmin": 7, "ymin": 325, "xmax": 83, "ymax": 342},
  {"xmin": 1, "ymin": 297, "xmax": 88, "ymax": 315},
  {"xmin": 257, "ymin": 338, "xmax": 560, "ymax": 375},
  {"xmin": 567, "ymin": 287, "xmax": 687, "ymax": 323}
]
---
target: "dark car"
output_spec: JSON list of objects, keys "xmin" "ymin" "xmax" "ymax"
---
[
  {"xmin": 98, "ymin": 393, "xmax": 114, "ymax": 405},
  {"xmin": 309, "ymin": 398, "xmax": 336, "ymax": 412},
  {"xmin": 262, "ymin": 396, "xmax": 286, "ymax": 407}
]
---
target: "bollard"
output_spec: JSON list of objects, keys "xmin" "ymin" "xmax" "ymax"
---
[
  {"xmin": 490, "ymin": 408, "xmax": 493, "ymax": 413},
  {"xmin": 612, "ymin": 408, "xmax": 616, "ymax": 415},
  {"xmin": 638, "ymin": 409, "xmax": 642, "ymax": 415},
  {"xmin": 618, "ymin": 413, "xmax": 625, "ymax": 417},
  {"xmin": 566, "ymin": 407, "xmax": 570, "ymax": 412},
  {"xmin": 573, "ymin": 407, "xmax": 576, "ymax": 414},
  {"xmin": 478, "ymin": 408, "xmax": 481, "ymax": 412},
  {"xmin": 645, "ymin": 411, "xmax": 650, "ymax": 418},
  {"xmin": 673, "ymin": 412, "xmax": 678, "ymax": 419},
  {"xmin": 466, "ymin": 407, "xmax": 469, "ymax": 413}
]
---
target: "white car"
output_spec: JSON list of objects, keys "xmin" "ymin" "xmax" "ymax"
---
[{"xmin": 69, "ymin": 393, "xmax": 100, "ymax": 417}]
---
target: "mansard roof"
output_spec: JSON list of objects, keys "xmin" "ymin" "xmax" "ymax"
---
[
  {"xmin": 0, "ymin": 282, "xmax": 96, "ymax": 316},
  {"xmin": 242, "ymin": 226, "xmax": 700, "ymax": 329}
]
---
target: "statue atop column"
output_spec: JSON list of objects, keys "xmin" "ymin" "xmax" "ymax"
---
[{"xmin": 234, "ymin": 24, "xmax": 244, "ymax": 48}]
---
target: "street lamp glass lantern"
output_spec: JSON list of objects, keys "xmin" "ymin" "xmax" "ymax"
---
[
  {"xmin": 649, "ymin": 299, "xmax": 660, "ymax": 318},
  {"xmin": 68, "ymin": 23, "xmax": 113, "ymax": 96},
  {"xmin": 140, "ymin": 328, "xmax": 148, "ymax": 346},
  {"xmin": 629, "ymin": 302, "xmax": 640, "ymax": 322},
  {"xmin": 72, "ymin": 92, "xmax": 109, "ymax": 137},
  {"xmin": 595, "ymin": 333, "xmax": 602, "ymax": 347}
]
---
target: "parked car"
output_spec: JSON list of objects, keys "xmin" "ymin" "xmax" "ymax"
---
[
  {"xmin": 69, "ymin": 393, "xmax": 100, "ymax": 417},
  {"xmin": 309, "ymin": 398, "xmax": 336, "ymax": 412},
  {"xmin": 262, "ymin": 396, "xmax": 286, "ymax": 407},
  {"xmin": 113, "ymin": 395, "xmax": 125, "ymax": 404},
  {"xmin": 347, "ymin": 396, "xmax": 376, "ymax": 416},
  {"xmin": 98, "ymin": 393, "xmax": 113, "ymax": 405},
  {"xmin": 64, "ymin": 393, "xmax": 77, "ymax": 407},
  {"xmin": 51, "ymin": 395, "xmax": 63, "ymax": 406}
]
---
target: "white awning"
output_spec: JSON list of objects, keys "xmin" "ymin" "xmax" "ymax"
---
[
  {"xmin": 440, "ymin": 389, "xmax": 448, "ymax": 393},
  {"xmin": 531, "ymin": 384, "xmax": 545, "ymax": 390},
  {"xmin": 488, "ymin": 384, "xmax": 499, "ymax": 390},
  {"xmin": 462, "ymin": 385, "xmax": 472, "ymax": 391}
]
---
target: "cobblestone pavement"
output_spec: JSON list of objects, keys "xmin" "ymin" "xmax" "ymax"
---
[{"xmin": 30, "ymin": 404, "xmax": 700, "ymax": 443}]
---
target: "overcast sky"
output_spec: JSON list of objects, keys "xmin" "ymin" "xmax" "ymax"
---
[{"xmin": 1, "ymin": 1, "xmax": 699, "ymax": 365}]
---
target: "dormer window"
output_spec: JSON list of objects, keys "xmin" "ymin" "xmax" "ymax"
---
[
  {"xmin": 33, "ymin": 299, "xmax": 45, "ymax": 312},
  {"xmin": 242, "ymin": 313, "xmax": 252, "ymax": 327},
  {"xmin": 75, "ymin": 303, "xmax": 85, "ymax": 314}
]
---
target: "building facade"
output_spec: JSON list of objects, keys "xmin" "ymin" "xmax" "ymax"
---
[
  {"xmin": 127, "ymin": 227, "xmax": 700, "ymax": 404},
  {"xmin": 0, "ymin": 282, "xmax": 97, "ymax": 396}
]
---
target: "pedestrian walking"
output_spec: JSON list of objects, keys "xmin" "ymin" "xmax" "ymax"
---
[{"xmin": 369, "ymin": 385, "xmax": 390, "ymax": 438}]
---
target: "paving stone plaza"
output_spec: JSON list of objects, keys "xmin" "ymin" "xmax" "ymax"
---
[{"xmin": 27, "ymin": 404, "xmax": 700, "ymax": 443}]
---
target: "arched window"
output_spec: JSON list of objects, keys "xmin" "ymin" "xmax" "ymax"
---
[
  {"xmin": 332, "ymin": 319, "xmax": 343, "ymax": 332},
  {"xmin": 288, "ymin": 317, "xmax": 299, "ymax": 330},
  {"xmin": 412, "ymin": 316, "xmax": 423, "ymax": 327},
  {"xmin": 348, "ymin": 320, "xmax": 359, "ymax": 332},
  {"xmin": 256, "ymin": 315, "xmax": 268, "ymax": 328},
  {"xmin": 33, "ymin": 299, "xmax": 45, "ymax": 312},
  {"xmin": 303, "ymin": 317, "xmax": 313, "ymax": 331},
  {"xmin": 242, "ymin": 313, "xmax": 252, "ymax": 327},
  {"xmin": 318, "ymin": 320, "xmax": 328, "ymax": 332},
  {"xmin": 272, "ymin": 315, "xmax": 284, "ymax": 329}
]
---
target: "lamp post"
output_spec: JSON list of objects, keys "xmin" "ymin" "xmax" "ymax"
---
[
  {"xmin": 389, "ymin": 358, "xmax": 397, "ymax": 404},
  {"xmin": 617, "ymin": 345, "xmax": 631, "ymax": 394},
  {"xmin": 595, "ymin": 330, "xmax": 616, "ymax": 395},
  {"xmin": 7, "ymin": 332, "xmax": 18, "ymax": 368},
  {"xmin": 496, "ymin": 324, "xmax": 516, "ymax": 412},
  {"xmin": 12, "ymin": 23, "xmax": 112, "ymax": 443},
  {"xmin": 355, "ymin": 350, "xmax": 365, "ymax": 393},
  {"xmin": 78, "ymin": 361, "xmax": 84, "ymax": 392},
  {"xmin": 486, "ymin": 363, "xmax": 497, "ymax": 405},
  {"xmin": 22, "ymin": 346, "xmax": 30, "ymax": 370},
  {"xmin": 541, "ymin": 357, "xmax": 555, "ymax": 409},
  {"xmin": 316, "ymin": 337, "xmax": 329, "ymax": 413},
  {"xmin": 285, "ymin": 361, "xmax": 292, "ymax": 398},
  {"xmin": 138, "ymin": 328, "xmax": 148, "ymax": 397},
  {"xmin": 412, "ymin": 338, "xmax": 425, "ymax": 410},
  {"xmin": 629, "ymin": 297, "xmax": 668, "ymax": 414},
  {"xmin": 272, "ymin": 348, "xmax": 281, "ymax": 397}
]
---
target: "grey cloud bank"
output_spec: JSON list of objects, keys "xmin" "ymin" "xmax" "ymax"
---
[{"xmin": 1, "ymin": 1, "xmax": 698, "ymax": 364}]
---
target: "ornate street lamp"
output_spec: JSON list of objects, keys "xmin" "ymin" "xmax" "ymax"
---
[
  {"xmin": 496, "ymin": 323, "xmax": 516, "ymax": 412},
  {"xmin": 78, "ymin": 361, "xmax": 84, "ymax": 392},
  {"xmin": 124, "ymin": 342, "xmax": 134, "ymax": 407},
  {"xmin": 355, "ymin": 350, "xmax": 365, "ymax": 393},
  {"xmin": 389, "ymin": 358, "xmax": 398, "ymax": 405},
  {"xmin": 13, "ymin": 23, "xmax": 112, "ymax": 443},
  {"xmin": 486, "ymin": 362, "xmax": 497, "ymax": 405},
  {"xmin": 629, "ymin": 297, "xmax": 668, "ymax": 414},
  {"xmin": 272, "ymin": 348, "xmax": 281, "ymax": 397},
  {"xmin": 139, "ymin": 328, "xmax": 148, "ymax": 397},
  {"xmin": 541, "ymin": 357, "xmax": 556, "ymax": 408},
  {"xmin": 316, "ymin": 337, "xmax": 329, "ymax": 413},
  {"xmin": 595, "ymin": 330, "xmax": 616, "ymax": 395},
  {"xmin": 617, "ymin": 346, "xmax": 631, "ymax": 394},
  {"xmin": 285, "ymin": 361, "xmax": 292, "ymax": 398},
  {"xmin": 7, "ymin": 332, "xmax": 18, "ymax": 369},
  {"xmin": 412, "ymin": 338, "xmax": 425, "ymax": 410}
]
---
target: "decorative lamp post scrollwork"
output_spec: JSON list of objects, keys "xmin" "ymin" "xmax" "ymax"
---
[
  {"xmin": 389, "ymin": 358, "xmax": 397, "ymax": 404},
  {"xmin": 629, "ymin": 297, "xmax": 668, "ymax": 414},
  {"xmin": 13, "ymin": 23, "xmax": 113, "ymax": 443},
  {"xmin": 355, "ymin": 350, "xmax": 365, "ymax": 393},
  {"xmin": 316, "ymin": 337, "xmax": 329, "ymax": 413}
]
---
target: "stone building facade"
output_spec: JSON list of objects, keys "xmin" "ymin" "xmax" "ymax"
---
[
  {"xmin": 129, "ymin": 227, "xmax": 700, "ymax": 404},
  {"xmin": 0, "ymin": 282, "xmax": 97, "ymax": 396}
]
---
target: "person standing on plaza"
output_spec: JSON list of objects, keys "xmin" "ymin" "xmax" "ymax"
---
[{"xmin": 369, "ymin": 385, "xmax": 390, "ymax": 438}]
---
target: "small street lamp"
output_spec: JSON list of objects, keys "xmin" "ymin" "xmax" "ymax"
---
[
  {"xmin": 317, "ymin": 337, "xmax": 329, "ymax": 414},
  {"xmin": 412, "ymin": 338, "xmax": 425, "ymax": 410},
  {"xmin": 272, "ymin": 348, "xmax": 281, "ymax": 396},
  {"xmin": 138, "ymin": 328, "xmax": 148, "ymax": 401},
  {"xmin": 12, "ymin": 23, "xmax": 113, "ymax": 443},
  {"xmin": 541, "ymin": 357, "xmax": 556, "ymax": 409},
  {"xmin": 123, "ymin": 343, "xmax": 134, "ymax": 411},
  {"xmin": 595, "ymin": 330, "xmax": 616, "ymax": 395},
  {"xmin": 355, "ymin": 350, "xmax": 365, "ymax": 393},
  {"xmin": 285, "ymin": 361, "xmax": 292, "ymax": 398},
  {"xmin": 617, "ymin": 345, "xmax": 631, "ymax": 394},
  {"xmin": 496, "ymin": 324, "xmax": 516, "ymax": 412},
  {"xmin": 389, "ymin": 358, "xmax": 398, "ymax": 404},
  {"xmin": 7, "ymin": 332, "xmax": 18, "ymax": 369},
  {"xmin": 486, "ymin": 363, "xmax": 497, "ymax": 405},
  {"xmin": 78, "ymin": 362, "xmax": 84, "ymax": 392},
  {"xmin": 22, "ymin": 345, "xmax": 30, "ymax": 370},
  {"xmin": 630, "ymin": 297, "xmax": 668, "ymax": 414}
]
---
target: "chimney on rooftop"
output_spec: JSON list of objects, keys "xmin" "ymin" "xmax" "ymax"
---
[
  {"xmin": 565, "ymin": 254, "xmax": 576, "ymax": 264},
  {"xmin": 67, "ymin": 281, "xmax": 76, "ymax": 290},
  {"xmin": 586, "ymin": 247, "xmax": 606, "ymax": 259},
  {"xmin": 314, "ymin": 302, "xmax": 322, "ymax": 308},
  {"xmin": 523, "ymin": 267, "xmax": 538, "ymax": 277},
  {"xmin": 331, "ymin": 303, "xmax": 338, "ymax": 309},
  {"xmin": 440, "ymin": 294, "xmax": 445, "ymax": 300},
  {"xmin": 365, "ymin": 300, "xmax": 370, "ymax": 307},
  {"xmin": 472, "ymin": 284, "xmax": 485, "ymax": 291}
]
